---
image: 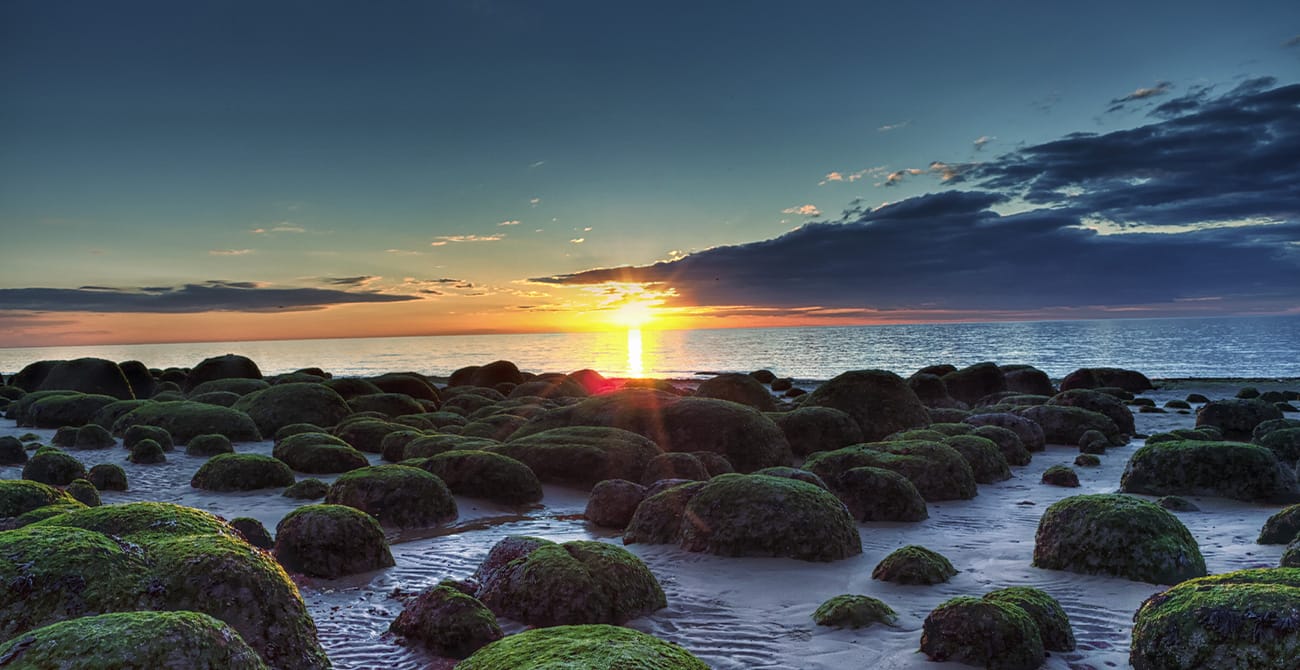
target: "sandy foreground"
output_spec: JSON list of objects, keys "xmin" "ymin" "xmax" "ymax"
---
[{"xmin": 2, "ymin": 379, "xmax": 1296, "ymax": 669}]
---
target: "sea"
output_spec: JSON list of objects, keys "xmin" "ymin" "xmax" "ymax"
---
[{"xmin": 2, "ymin": 315, "xmax": 1297, "ymax": 382}]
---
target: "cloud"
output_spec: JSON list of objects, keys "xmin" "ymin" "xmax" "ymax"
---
[
  {"xmin": 530, "ymin": 197, "xmax": 541, "ymax": 206},
  {"xmin": 430, "ymin": 234, "xmax": 506, "ymax": 246},
  {"xmin": 209, "ymin": 249, "xmax": 254, "ymax": 256},
  {"xmin": 570, "ymin": 238, "xmax": 585, "ymax": 244},
  {"xmin": 498, "ymin": 220, "xmax": 521, "ymax": 226},
  {"xmin": 878, "ymin": 120, "xmax": 910, "ymax": 132},
  {"xmin": 782, "ymin": 204, "xmax": 821, "ymax": 217},
  {"xmin": 385, "ymin": 248, "xmax": 424, "ymax": 256},
  {"xmin": 0, "ymin": 281, "xmax": 420, "ymax": 314},
  {"xmin": 973, "ymin": 136, "xmax": 995, "ymax": 151},
  {"xmin": 251, "ymin": 222, "xmax": 306, "ymax": 235},
  {"xmin": 321, "ymin": 275, "xmax": 381, "ymax": 288},
  {"xmin": 533, "ymin": 80, "xmax": 1300, "ymax": 318},
  {"xmin": 1107, "ymin": 81, "xmax": 1173, "ymax": 112},
  {"xmin": 1285, "ymin": 35, "xmax": 1300, "ymax": 48},
  {"xmin": 820, "ymin": 167, "xmax": 886, "ymax": 185},
  {"xmin": 529, "ymin": 161, "xmax": 546, "ymax": 168}
]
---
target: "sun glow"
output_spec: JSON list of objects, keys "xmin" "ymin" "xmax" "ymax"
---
[{"xmin": 609, "ymin": 301, "xmax": 655, "ymax": 328}]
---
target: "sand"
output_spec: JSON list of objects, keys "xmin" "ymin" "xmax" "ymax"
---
[{"xmin": 1, "ymin": 378, "xmax": 1296, "ymax": 669}]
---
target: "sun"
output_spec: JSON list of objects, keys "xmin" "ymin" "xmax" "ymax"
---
[{"xmin": 609, "ymin": 301, "xmax": 655, "ymax": 329}]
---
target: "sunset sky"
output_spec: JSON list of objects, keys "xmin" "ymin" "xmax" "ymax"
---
[{"xmin": 2, "ymin": 1, "xmax": 1298, "ymax": 347}]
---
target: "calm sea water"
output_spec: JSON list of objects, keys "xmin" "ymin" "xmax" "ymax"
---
[{"xmin": 2, "ymin": 316, "xmax": 1297, "ymax": 382}]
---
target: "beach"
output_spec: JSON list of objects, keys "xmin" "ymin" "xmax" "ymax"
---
[{"xmin": 2, "ymin": 356, "xmax": 1299, "ymax": 669}]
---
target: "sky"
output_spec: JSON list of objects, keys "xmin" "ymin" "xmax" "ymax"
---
[{"xmin": 1, "ymin": 0, "xmax": 1298, "ymax": 347}]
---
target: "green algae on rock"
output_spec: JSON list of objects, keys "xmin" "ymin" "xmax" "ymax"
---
[
  {"xmin": 0, "ymin": 610, "xmax": 270, "ymax": 669},
  {"xmin": 283, "ymin": 478, "xmax": 330, "ymax": 500},
  {"xmin": 488, "ymin": 426, "xmax": 663, "ymax": 488},
  {"xmin": 273, "ymin": 504, "xmax": 394, "ymax": 578},
  {"xmin": 812, "ymin": 594, "xmax": 898, "ymax": 629},
  {"xmin": 1130, "ymin": 567, "xmax": 1300, "ymax": 670},
  {"xmin": 1120, "ymin": 440, "xmax": 1299, "ymax": 502},
  {"xmin": 231, "ymin": 382, "xmax": 353, "ymax": 437},
  {"xmin": 404, "ymin": 449, "xmax": 543, "ymax": 505},
  {"xmin": 457, "ymin": 624, "xmax": 708, "ymax": 670},
  {"xmin": 192, "ymin": 453, "xmax": 295, "ymax": 491},
  {"xmin": 273, "ymin": 432, "xmax": 369, "ymax": 474},
  {"xmin": 0, "ymin": 479, "xmax": 78, "ymax": 518},
  {"xmin": 113, "ymin": 400, "xmax": 262, "ymax": 443},
  {"xmin": 388, "ymin": 583, "xmax": 503, "ymax": 658},
  {"xmin": 21, "ymin": 449, "xmax": 86, "ymax": 486},
  {"xmin": 872, "ymin": 545, "xmax": 958, "ymax": 585},
  {"xmin": 325, "ymin": 464, "xmax": 457, "ymax": 527},
  {"xmin": 983, "ymin": 586, "xmax": 1075, "ymax": 652},
  {"xmin": 920, "ymin": 596, "xmax": 1046, "ymax": 670},
  {"xmin": 186, "ymin": 433, "xmax": 234, "ymax": 457},
  {"xmin": 802, "ymin": 369, "xmax": 931, "ymax": 442},
  {"xmin": 1033, "ymin": 493, "xmax": 1206, "ymax": 584}
]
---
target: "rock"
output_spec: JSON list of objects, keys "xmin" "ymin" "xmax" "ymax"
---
[
  {"xmin": 87, "ymin": 463, "xmax": 128, "ymax": 491},
  {"xmin": 1258, "ymin": 504, "xmax": 1300, "ymax": 544},
  {"xmin": 122, "ymin": 424, "xmax": 174, "ymax": 452},
  {"xmin": 751, "ymin": 466, "xmax": 829, "ymax": 489},
  {"xmin": 1048, "ymin": 388, "xmax": 1136, "ymax": 435},
  {"xmin": 920, "ymin": 596, "xmax": 1046, "ymax": 670},
  {"xmin": 388, "ymin": 583, "xmax": 502, "ymax": 658},
  {"xmin": 8, "ymin": 360, "xmax": 62, "ymax": 392},
  {"xmin": 283, "ymin": 478, "xmax": 329, "ymax": 500},
  {"xmin": 871, "ymin": 545, "xmax": 958, "ymax": 585},
  {"xmin": 379, "ymin": 429, "xmax": 430, "ymax": 461},
  {"xmin": 1017, "ymin": 404, "xmax": 1123, "ymax": 447},
  {"xmin": 803, "ymin": 369, "xmax": 931, "ymax": 442},
  {"xmin": 766, "ymin": 406, "xmax": 864, "ymax": 457},
  {"xmin": 405, "ymin": 450, "xmax": 543, "ymax": 505},
  {"xmin": 464, "ymin": 361, "xmax": 524, "ymax": 388},
  {"xmin": 812, "ymin": 594, "xmax": 898, "ymax": 629},
  {"xmin": 771, "ymin": 377, "xmax": 794, "ymax": 392},
  {"xmin": 1284, "ymin": 540, "xmax": 1300, "ymax": 567},
  {"xmin": 622, "ymin": 481, "xmax": 706, "ymax": 545},
  {"xmin": 347, "ymin": 392, "xmax": 424, "ymax": 418},
  {"xmin": 654, "ymin": 398, "xmax": 792, "ymax": 472},
  {"xmin": 369, "ymin": 373, "xmax": 441, "ymax": 403},
  {"xmin": 184, "ymin": 354, "xmax": 263, "ymax": 392},
  {"xmin": 129, "ymin": 439, "xmax": 167, "ymax": 464},
  {"xmin": 230, "ymin": 517, "xmax": 274, "ymax": 550},
  {"xmin": 510, "ymin": 376, "xmax": 588, "ymax": 400},
  {"xmin": 231, "ymin": 383, "xmax": 352, "ymax": 437},
  {"xmin": 404, "ymin": 433, "xmax": 500, "ymax": 459},
  {"xmin": 1078, "ymin": 428, "xmax": 1109, "ymax": 454},
  {"xmin": 1156, "ymin": 495, "xmax": 1199, "ymax": 512},
  {"xmin": 190, "ymin": 391, "xmax": 242, "ymax": 407},
  {"xmin": 21, "ymin": 450, "xmax": 86, "ymax": 485},
  {"xmin": 964, "ymin": 412, "xmax": 1046, "ymax": 452},
  {"xmin": 1033, "ymin": 493, "xmax": 1206, "ymax": 584},
  {"xmin": 1120, "ymin": 440, "xmax": 1300, "ymax": 502},
  {"xmin": 585, "ymin": 479, "xmax": 646, "ymax": 528},
  {"xmin": 0, "ymin": 610, "xmax": 270, "ymax": 669},
  {"xmin": 908, "ymin": 372, "xmax": 965, "ymax": 409},
  {"xmin": 113, "ymin": 401, "xmax": 261, "ymax": 444},
  {"xmin": 0, "ymin": 435, "xmax": 26, "ymax": 465},
  {"xmin": 0, "ymin": 479, "xmax": 78, "ymax": 517},
  {"xmin": 1060, "ymin": 367, "xmax": 1153, "ymax": 393},
  {"xmin": 567, "ymin": 368, "xmax": 610, "ymax": 394},
  {"xmin": 188, "ymin": 377, "xmax": 271, "ymax": 398},
  {"xmin": 457, "ymin": 624, "xmax": 708, "ymax": 670},
  {"xmin": 943, "ymin": 435, "xmax": 1012, "ymax": 483},
  {"xmin": 1257, "ymin": 427, "xmax": 1300, "ymax": 465},
  {"xmin": 462, "ymin": 413, "xmax": 531, "ymax": 441},
  {"xmin": 1196, "ymin": 398, "xmax": 1284, "ymax": 440},
  {"xmin": 805, "ymin": 440, "xmax": 977, "ymax": 502},
  {"xmin": 1186, "ymin": 392, "xmax": 1210, "ymax": 403},
  {"xmin": 673, "ymin": 473, "xmax": 861, "ymax": 561},
  {"xmin": 333, "ymin": 418, "xmax": 410, "ymax": 454},
  {"xmin": 640, "ymin": 451, "xmax": 709, "ymax": 485},
  {"xmin": 983, "ymin": 586, "xmax": 1075, "ymax": 652},
  {"xmin": 695, "ymin": 373, "xmax": 777, "ymax": 411},
  {"xmin": 1165, "ymin": 399, "xmax": 1191, "ymax": 409},
  {"xmin": 33, "ymin": 358, "xmax": 136, "ymax": 400},
  {"xmin": 191, "ymin": 453, "xmax": 294, "ymax": 491},
  {"xmin": 825, "ymin": 466, "xmax": 928, "ymax": 522},
  {"xmin": 1074, "ymin": 454, "xmax": 1101, "ymax": 467},
  {"xmin": 273, "ymin": 432, "xmax": 369, "ymax": 474},
  {"xmin": 325, "ymin": 464, "xmax": 457, "ymax": 527},
  {"xmin": 186, "ymin": 433, "xmax": 234, "ymax": 457},
  {"xmin": 474, "ymin": 537, "xmax": 665, "ymax": 626},
  {"xmin": 487, "ymin": 426, "xmax": 661, "ymax": 488},
  {"xmin": 970, "ymin": 424, "xmax": 1031, "ymax": 466},
  {"xmin": 64, "ymin": 479, "xmax": 101, "ymax": 507},
  {"xmin": 691, "ymin": 450, "xmax": 734, "ymax": 477},
  {"xmin": 942, "ymin": 362, "xmax": 1007, "ymax": 406},
  {"xmin": 1041, "ymin": 464, "xmax": 1080, "ymax": 487},
  {"xmin": 1001, "ymin": 365, "xmax": 1055, "ymax": 396},
  {"xmin": 24, "ymin": 393, "xmax": 120, "ymax": 428},
  {"xmin": 1130, "ymin": 568, "xmax": 1300, "ymax": 670},
  {"xmin": 273, "ymin": 504, "xmax": 395, "ymax": 578}
]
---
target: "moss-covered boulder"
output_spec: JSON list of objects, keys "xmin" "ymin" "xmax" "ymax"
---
[
  {"xmin": 325, "ymin": 464, "xmax": 457, "ymax": 527},
  {"xmin": 129, "ymin": 438, "xmax": 167, "ymax": 464},
  {"xmin": 653, "ymin": 397, "xmax": 791, "ymax": 472},
  {"xmin": 402, "ymin": 433, "xmax": 499, "ymax": 459},
  {"xmin": 24, "ymin": 392, "xmax": 120, "ymax": 428},
  {"xmin": 379, "ymin": 429, "xmax": 426, "ymax": 461},
  {"xmin": 188, "ymin": 377, "xmax": 271, "ymax": 398},
  {"xmin": 227, "ymin": 516, "xmax": 272, "ymax": 550},
  {"xmin": 183, "ymin": 354, "xmax": 263, "ymax": 392},
  {"xmin": 1017, "ymin": 404, "xmax": 1122, "ymax": 446},
  {"xmin": 462, "ymin": 413, "xmax": 532, "ymax": 441},
  {"xmin": 31, "ymin": 357, "xmax": 136, "ymax": 399},
  {"xmin": 405, "ymin": 450, "xmax": 542, "ymax": 505},
  {"xmin": 1257, "ymin": 427, "xmax": 1300, "ymax": 465},
  {"xmin": 1130, "ymin": 568, "xmax": 1300, "ymax": 669},
  {"xmin": 1060, "ymin": 367, "xmax": 1152, "ymax": 393},
  {"xmin": 1283, "ymin": 539, "xmax": 1300, "ymax": 567},
  {"xmin": 803, "ymin": 369, "xmax": 931, "ymax": 442},
  {"xmin": 805, "ymin": 440, "xmax": 977, "ymax": 502},
  {"xmin": 623, "ymin": 481, "xmax": 707, "ymax": 545},
  {"xmin": 474, "ymin": 537, "xmax": 666, "ymax": 626},
  {"xmin": 0, "ymin": 610, "xmax": 269, "ymax": 669},
  {"xmin": 0, "ymin": 479, "xmax": 78, "ymax": 518},
  {"xmin": 458, "ymin": 624, "xmax": 708, "ymax": 670},
  {"xmin": 273, "ymin": 431, "xmax": 369, "ymax": 473},
  {"xmin": 1258, "ymin": 504, "xmax": 1300, "ymax": 545},
  {"xmin": 920, "ymin": 596, "xmax": 1046, "ymax": 670},
  {"xmin": 123, "ymin": 423, "xmax": 174, "ymax": 452},
  {"xmin": 983, "ymin": 586, "xmax": 1075, "ymax": 652},
  {"xmin": 1033, "ymin": 494, "xmax": 1206, "ymax": 584},
  {"xmin": 969, "ymin": 424, "xmax": 1031, "ymax": 466},
  {"xmin": 964, "ymin": 412, "xmax": 1046, "ymax": 452},
  {"xmin": 332, "ymin": 418, "xmax": 409, "ymax": 454},
  {"xmin": 113, "ymin": 400, "xmax": 261, "ymax": 444},
  {"xmin": 191, "ymin": 453, "xmax": 295, "ymax": 491},
  {"xmin": 273, "ymin": 503, "xmax": 394, "ymax": 578},
  {"xmin": 388, "ymin": 583, "xmax": 502, "ymax": 658},
  {"xmin": 21, "ymin": 449, "xmax": 86, "ymax": 485},
  {"xmin": 69, "ymin": 423, "xmax": 113, "ymax": 450},
  {"xmin": 584, "ymin": 479, "xmax": 647, "ymax": 528},
  {"xmin": 64, "ymin": 478, "xmax": 101, "ymax": 507},
  {"xmin": 812, "ymin": 594, "xmax": 897, "ymax": 629},
  {"xmin": 231, "ymin": 382, "xmax": 351, "ymax": 437},
  {"xmin": 283, "ymin": 478, "xmax": 329, "ymax": 499},
  {"xmin": 826, "ymin": 466, "xmax": 928, "ymax": 522},
  {"xmin": 0, "ymin": 435, "xmax": 26, "ymax": 465},
  {"xmin": 86, "ymin": 463, "xmax": 128, "ymax": 491},
  {"xmin": 671, "ymin": 473, "xmax": 861, "ymax": 561},
  {"xmin": 1120, "ymin": 440, "xmax": 1300, "ymax": 502},
  {"xmin": 942, "ymin": 362, "xmax": 1007, "ymax": 406},
  {"xmin": 766, "ymin": 405, "xmax": 864, "ymax": 457},
  {"xmin": 640, "ymin": 451, "xmax": 709, "ymax": 485},
  {"xmin": 695, "ymin": 372, "xmax": 777, "ymax": 411},
  {"xmin": 1041, "ymin": 464, "xmax": 1080, "ymax": 487},
  {"xmin": 943, "ymin": 434, "xmax": 1011, "ymax": 483},
  {"xmin": 343, "ymin": 391, "xmax": 423, "ymax": 417},
  {"xmin": 1047, "ymin": 388, "xmax": 1136, "ymax": 435},
  {"xmin": 872, "ymin": 545, "xmax": 957, "ymax": 584},
  {"xmin": 186, "ymin": 433, "xmax": 234, "ymax": 456},
  {"xmin": 487, "ymin": 426, "xmax": 661, "ymax": 488},
  {"xmin": 1196, "ymin": 398, "xmax": 1284, "ymax": 441}
]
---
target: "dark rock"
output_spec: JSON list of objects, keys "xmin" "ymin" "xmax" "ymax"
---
[
  {"xmin": 920, "ymin": 597, "xmax": 1045, "ymax": 670},
  {"xmin": 388, "ymin": 583, "xmax": 502, "ymax": 658},
  {"xmin": 405, "ymin": 450, "xmax": 543, "ymax": 505},
  {"xmin": 192, "ymin": 453, "xmax": 294, "ymax": 491},
  {"xmin": 1120, "ymin": 440, "xmax": 1299, "ymax": 502},
  {"xmin": 325, "ymin": 464, "xmax": 457, "ymax": 527},
  {"xmin": 584, "ymin": 479, "xmax": 647, "ymax": 528},
  {"xmin": 274, "ymin": 504, "xmax": 394, "ymax": 578},
  {"xmin": 872, "ymin": 545, "xmax": 957, "ymax": 584},
  {"xmin": 230, "ymin": 516, "xmax": 274, "ymax": 549},
  {"xmin": 942, "ymin": 362, "xmax": 1007, "ymax": 407},
  {"xmin": 184, "ymin": 354, "xmax": 263, "ymax": 392},
  {"xmin": 87, "ymin": 463, "xmax": 127, "ymax": 491},
  {"xmin": 1060, "ymin": 367, "xmax": 1153, "ymax": 393}
]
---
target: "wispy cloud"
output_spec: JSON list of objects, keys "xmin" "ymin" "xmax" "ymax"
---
[
  {"xmin": 1285, "ymin": 35, "xmax": 1300, "ymax": 48},
  {"xmin": 385, "ymin": 248, "xmax": 424, "ymax": 256},
  {"xmin": 321, "ymin": 275, "xmax": 382, "ymax": 288},
  {"xmin": 973, "ymin": 135, "xmax": 995, "ymax": 151},
  {"xmin": 430, "ymin": 233, "xmax": 506, "ymax": 246},
  {"xmin": 251, "ymin": 222, "xmax": 307, "ymax": 235},
  {"xmin": 0, "ymin": 281, "xmax": 419, "ymax": 314},
  {"xmin": 498, "ymin": 220, "xmax": 521, "ymax": 226},
  {"xmin": 1107, "ymin": 81, "xmax": 1173, "ymax": 112},
  {"xmin": 877, "ymin": 120, "xmax": 910, "ymax": 132},
  {"xmin": 782, "ymin": 204, "xmax": 821, "ymax": 217},
  {"xmin": 530, "ymin": 197, "xmax": 541, "ymax": 207},
  {"xmin": 820, "ymin": 167, "xmax": 885, "ymax": 185},
  {"xmin": 209, "ymin": 249, "xmax": 254, "ymax": 256},
  {"xmin": 529, "ymin": 160, "xmax": 546, "ymax": 168},
  {"xmin": 570, "ymin": 238, "xmax": 585, "ymax": 244}
]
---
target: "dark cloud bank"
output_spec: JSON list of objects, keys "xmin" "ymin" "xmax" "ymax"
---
[
  {"xmin": 537, "ymin": 80, "xmax": 1300, "ymax": 316},
  {"xmin": 0, "ymin": 280, "xmax": 417, "ymax": 313}
]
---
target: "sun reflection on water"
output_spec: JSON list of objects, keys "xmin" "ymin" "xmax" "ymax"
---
[{"xmin": 626, "ymin": 328, "xmax": 643, "ymax": 378}]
